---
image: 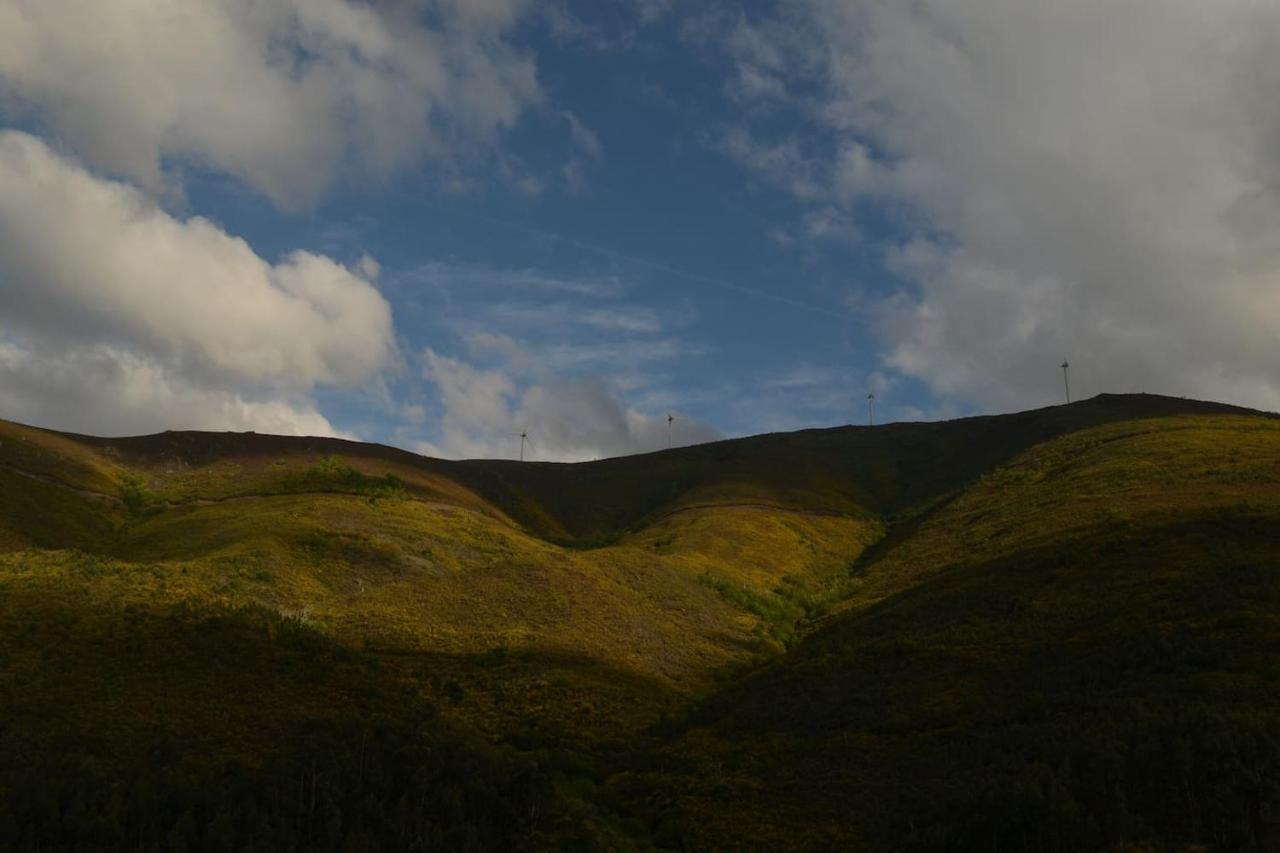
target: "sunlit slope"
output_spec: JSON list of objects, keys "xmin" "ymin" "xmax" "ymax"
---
[
  {"xmin": 0, "ymin": 416, "xmax": 880, "ymax": 747},
  {"xmin": 643, "ymin": 413, "xmax": 1280, "ymax": 851},
  {"xmin": 0, "ymin": 420, "xmax": 128, "ymax": 551}
]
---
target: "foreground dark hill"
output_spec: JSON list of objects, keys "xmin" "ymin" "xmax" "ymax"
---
[
  {"xmin": 636, "ymin": 413, "xmax": 1280, "ymax": 850},
  {"xmin": 0, "ymin": 393, "xmax": 1277, "ymax": 850}
]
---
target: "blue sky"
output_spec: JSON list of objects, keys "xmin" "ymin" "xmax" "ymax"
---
[
  {"xmin": 180, "ymin": 4, "xmax": 898, "ymax": 454},
  {"xmin": 2, "ymin": 1, "xmax": 1279, "ymax": 460}
]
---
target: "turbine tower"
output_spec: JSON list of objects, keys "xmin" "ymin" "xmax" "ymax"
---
[
  {"xmin": 511, "ymin": 429, "xmax": 531, "ymax": 462},
  {"xmin": 667, "ymin": 413, "xmax": 674, "ymax": 449},
  {"xmin": 1061, "ymin": 360, "xmax": 1071, "ymax": 404},
  {"xmin": 867, "ymin": 392, "xmax": 876, "ymax": 426}
]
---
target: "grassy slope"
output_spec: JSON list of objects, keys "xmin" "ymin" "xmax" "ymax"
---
[
  {"xmin": 0, "ymin": 574, "xmax": 552, "ymax": 850},
  {"xmin": 0, "ymin": 415, "xmax": 876, "ymax": 797},
  {"xmin": 638, "ymin": 414, "xmax": 1280, "ymax": 851},
  {"xmin": 0, "ymin": 395, "xmax": 1275, "ymax": 849}
]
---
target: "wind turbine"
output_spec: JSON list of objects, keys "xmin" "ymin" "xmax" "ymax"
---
[
  {"xmin": 667, "ymin": 413, "xmax": 675, "ymax": 449},
  {"xmin": 510, "ymin": 428, "xmax": 533, "ymax": 462},
  {"xmin": 867, "ymin": 392, "xmax": 876, "ymax": 426},
  {"xmin": 1061, "ymin": 360, "xmax": 1071, "ymax": 404}
]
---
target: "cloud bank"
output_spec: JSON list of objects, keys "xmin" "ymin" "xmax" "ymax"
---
[
  {"xmin": 725, "ymin": 1, "xmax": 1280, "ymax": 411},
  {"xmin": 395, "ymin": 262, "xmax": 719, "ymax": 460},
  {"xmin": 0, "ymin": 0, "xmax": 541, "ymax": 206},
  {"xmin": 420, "ymin": 347, "xmax": 721, "ymax": 462},
  {"xmin": 0, "ymin": 131, "xmax": 394, "ymax": 436}
]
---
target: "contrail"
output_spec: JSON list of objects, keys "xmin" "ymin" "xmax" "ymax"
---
[{"xmin": 435, "ymin": 206, "xmax": 846, "ymax": 320}]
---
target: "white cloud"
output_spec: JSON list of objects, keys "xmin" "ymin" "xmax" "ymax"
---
[
  {"xmin": 420, "ymin": 346, "xmax": 720, "ymax": 461},
  {"xmin": 423, "ymin": 349, "xmax": 518, "ymax": 446},
  {"xmin": 559, "ymin": 109, "xmax": 602, "ymax": 193},
  {"xmin": 634, "ymin": 0, "xmax": 674, "ymax": 25},
  {"xmin": 488, "ymin": 302, "xmax": 667, "ymax": 335},
  {"xmin": 395, "ymin": 260, "xmax": 702, "ymax": 373},
  {"xmin": 563, "ymin": 110, "xmax": 602, "ymax": 159},
  {"xmin": 724, "ymin": 1, "xmax": 1280, "ymax": 412},
  {"xmin": 721, "ymin": 128, "xmax": 827, "ymax": 201},
  {"xmin": 541, "ymin": 0, "xmax": 676, "ymax": 52},
  {"xmin": 802, "ymin": 206, "xmax": 860, "ymax": 244},
  {"xmin": 740, "ymin": 363, "xmax": 888, "ymax": 432},
  {"xmin": 0, "ymin": 343, "xmax": 342, "ymax": 437},
  {"xmin": 0, "ymin": 130, "xmax": 396, "ymax": 436},
  {"xmin": 355, "ymin": 254, "xmax": 382, "ymax": 281},
  {"xmin": 0, "ymin": 0, "xmax": 541, "ymax": 207},
  {"xmin": 402, "ymin": 262, "xmax": 627, "ymax": 299},
  {"xmin": 405, "ymin": 258, "xmax": 719, "ymax": 460}
]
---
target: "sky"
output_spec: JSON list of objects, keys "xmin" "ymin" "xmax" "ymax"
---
[{"xmin": 1, "ymin": 1, "xmax": 1279, "ymax": 461}]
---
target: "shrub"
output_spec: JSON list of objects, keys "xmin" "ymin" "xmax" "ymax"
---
[{"xmin": 118, "ymin": 473, "xmax": 162, "ymax": 518}]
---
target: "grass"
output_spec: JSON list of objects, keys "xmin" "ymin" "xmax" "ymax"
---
[
  {"xmin": 636, "ymin": 414, "xmax": 1280, "ymax": 851},
  {"xmin": 0, "ymin": 468, "xmax": 120, "ymax": 551},
  {"xmin": 0, "ymin": 395, "xmax": 1277, "ymax": 849},
  {"xmin": 0, "ymin": 429, "xmax": 879, "ymax": 756},
  {"xmin": 0, "ymin": 575, "xmax": 554, "ymax": 850},
  {"xmin": 276, "ymin": 455, "xmax": 410, "ymax": 500}
]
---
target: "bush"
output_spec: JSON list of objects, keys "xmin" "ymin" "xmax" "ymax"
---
[
  {"xmin": 118, "ymin": 474, "xmax": 162, "ymax": 518},
  {"xmin": 279, "ymin": 457, "xmax": 408, "ymax": 501}
]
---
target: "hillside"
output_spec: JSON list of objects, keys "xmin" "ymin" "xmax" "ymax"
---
[
  {"xmin": 633, "ymin": 413, "xmax": 1280, "ymax": 850},
  {"xmin": 0, "ymin": 394, "xmax": 1276, "ymax": 849}
]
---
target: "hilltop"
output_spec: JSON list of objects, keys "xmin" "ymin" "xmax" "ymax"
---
[
  {"xmin": 0, "ymin": 393, "xmax": 1277, "ymax": 850},
  {"xmin": 7, "ymin": 391, "xmax": 1256, "ymax": 541}
]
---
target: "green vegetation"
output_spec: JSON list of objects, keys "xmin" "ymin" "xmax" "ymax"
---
[
  {"xmin": 277, "ymin": 455, "xmax": 409, "ymax": 501},
  {"xmin": 635, "ymin": 415, "xmax": 1280, "ymax": 851},
  {"xmin": 0, "ymin": 588, "xmax": 550, "ymax": 851},
  {"xmin": 118, "ymin": 472, "xmax": 163, "ymax": 518},
  {"xmin": 0, "ymin": 395, "xmax": 1277, "ymax": 849},
  {"xmin": 698, "ymin": 571, "xmax": 829, "ymax": 650}
]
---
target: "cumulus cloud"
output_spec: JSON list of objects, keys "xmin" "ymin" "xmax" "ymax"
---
[
  {"xmin": 419, "ymin": 347, "xmax": 720, "ymax": 461},
  {"xmin": 725, "ymin": 1, "xmax": 1280, "ymax": 411},
  {"xmin": 0, "ymin": 343, "xmax": 343, "ymax": 438},
  {"xmin": 0, "ymin": 131, "xmax": 395, "ymax": 436},
  {"xmin": 0, "ymin": 0, "xmax": 541, "ymax": 207},
  {"xmin": 385, "ymin": 259, "xmax": 721, "ymax": 459}
]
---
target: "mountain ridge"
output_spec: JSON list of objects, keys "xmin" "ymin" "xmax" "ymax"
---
[
  {"xmin": 2, "ymin": 392, "xmax": 1265, "ymax": 548},
  {"xmin": 1, "ymin": 393, "xmax": 1277, "ymax": 849}
]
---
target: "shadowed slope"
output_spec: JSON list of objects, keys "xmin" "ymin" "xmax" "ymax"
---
[{"xmin": 638, "ymin": 414, "xmax": 1280, "ymax": 851}]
